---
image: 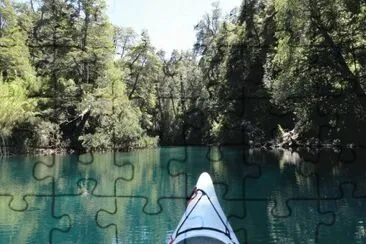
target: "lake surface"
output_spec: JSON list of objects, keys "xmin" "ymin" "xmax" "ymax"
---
[{"xmin": 1, "ymin": 146, "xmax": 366, "ymax": 243}]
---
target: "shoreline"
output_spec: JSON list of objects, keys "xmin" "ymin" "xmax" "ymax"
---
[{"xmin": 0, "ymin": 139, "xmax": 360, "ymax": 158}]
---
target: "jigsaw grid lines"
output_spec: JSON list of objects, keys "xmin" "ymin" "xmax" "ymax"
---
[{"xmin": 1, "ymin": 0, "xmax": 366, "ymax": 242}]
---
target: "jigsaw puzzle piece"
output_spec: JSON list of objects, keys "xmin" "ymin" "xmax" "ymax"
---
[
  {"xmin": 271, "ymin": 199, "xmax": 334, "ymax": 244},
  {"xmin": 238, "ymin": 92, "xmax": 290, "ymax": 145},
  {"xmin": 315, "ymin": 91, "xmax": 366, "ymax": 146},
  {"xmin": 0, "ymin": 195, "xmax": 71, "ymax": 243},
  {"xmin": 0, "ymin": 156, "xmax": 56, "ymax": 211},
  {"xmin": 184, "ymin": 107, "xmax": 207, "ymax": 145},
  {"xmin": 168, "ymin": 146, "xmax": 260, "ymax": 202},
  {"xmin": 208, "ymin": 147, "xmax": 260, "ymax": 200},
  {"xmin": 305, "ymin": 148, "xmax": 366, "ymax": 198},
  {"xmin": 51, "ymin": 179, "xmax": 117, "ymax": 243},
  {"xmin": 214, "ymin": 98, "xmax": 248, "ymax": 146},
  {"xmin": 83, "ymin": 151, "xmax": 135, "ymax": 196},
  {"xmin": 96, "ymin": 197, "xmax": 186, "ymax": 243},
  {"xmin": 156, "ymin": 97, "xmax": 190, "ymax": 146},
  {"xmin": 318, "ymin": 183, "xmax": 366, "ymax": 243},
  {"xmin": 227, "ymin": 200, "xmax": 276, "ymax": 244},
  {"xmin": 33, "ymin": 152, "xmax": 134, "ymax": 196},
  {"xmin": 227, "ymin": 197, "xmax": 334, "ymax": 244},
  {"xmin": 112, "ymin": 147, "xmax": 187, "ymax": 214},
  {"xmin": 196, "ymin": 94, "xmax": 263, "ymax": 147},
  {"xmin": 267, "ymin": 102, "xmax": 295, "ymax": 138},
  {"xmin": 218, "ymin": 123, "xmax": 247, "ymax": 146},
  {"xmin": 111, "ymin": 146, "xmax": 257, "ymax": 216},
  {"xmin": 241, "ymin": 149, "xmax": 321, "ymax": 217}
]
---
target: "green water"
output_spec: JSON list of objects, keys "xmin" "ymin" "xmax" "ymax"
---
[{"xmin": 1, "ymin": 147, "xmax": 366, "ymax": 243}]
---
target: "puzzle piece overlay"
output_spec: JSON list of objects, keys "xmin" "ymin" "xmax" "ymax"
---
[
  {"xmin": 2, "ymin": 140, "xmax": 366, "ymax": 244},
  {"xmin": 1, "ymin": 18, "xmax": 366, "ymax": 244},
  {"xmin": 1, "ymin": 81, "xmax": 366, "ymax": 244}
]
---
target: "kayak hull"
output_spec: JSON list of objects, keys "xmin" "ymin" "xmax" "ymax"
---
[{"xmin": 169, "ymin": 172, "xmax": 239, "ymax": 244}]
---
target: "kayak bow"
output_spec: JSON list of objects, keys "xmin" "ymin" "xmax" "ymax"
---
[{"xmin": 169, "ymin": 172, "xmax": 240, "ymax": 244}]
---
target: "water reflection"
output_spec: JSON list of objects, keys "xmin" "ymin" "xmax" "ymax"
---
[
  {"xmin": 242, "ymin": 148, "xmax": 366, "ymax": 244},
  {"xmin": 0, "ymin": 147, "xmax": 366, "ymax": 243}
]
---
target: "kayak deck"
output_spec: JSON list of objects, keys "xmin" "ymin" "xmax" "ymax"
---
[
  {"xmin": 169, "ymin": 172, "xmax": 239, "ymax": 244},
  {"xmin": 175, "ymin": 236, "xmax": 226, "ymax": 244}
]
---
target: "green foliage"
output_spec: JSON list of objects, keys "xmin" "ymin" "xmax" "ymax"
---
[
  {"xmin": 0, "ymin": 78, "xmax": 35, "ymax": 137},
  {"xmin": 0, "ymin": 0, "xmax": 36, "ymax": 143},
  {"xmin": 264, "ymin": 0, "xmax": 366, "ymax": 141},
  {"xmin": 78, "ymin": 63, "xmax": 157, "ymax": 151},
  {"xmin": 29, "ymin": 119, "xmax": 64, "ymax": 148},
  {"xmin": 0, "ymin": 0, "xmax": 35, "ymax": 83},
  {"xmin": 2, "ymin": 0, "xmax": 365, "ymax": 153},
  {"xmin": 1, "ymin": 0, "xmax": 159, "ymax": 153}
]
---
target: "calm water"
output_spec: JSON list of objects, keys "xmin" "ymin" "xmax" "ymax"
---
[{"xmin": 1, "ymin": 147, "xmax": 366, "ymax": 243}]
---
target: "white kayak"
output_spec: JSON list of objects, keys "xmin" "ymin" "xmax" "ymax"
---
[{"xmin": 169, "ymin": 172, "xmax": 240, "ymax": 244}]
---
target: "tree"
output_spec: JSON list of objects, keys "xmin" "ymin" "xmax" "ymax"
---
[
  {"xmin": 0, "ymin": 0, "xmax": 37, "ymax": 152},
  {"xmin": 194, "ymin": 0, "xmax": 276, "ymax": 144},
  {"xmin": 114, "ymin": 30, "xmax": 160, "ymax": 135},
  {"xmin": 113, "ymin": 26, "xmax": 137, "ymax": 59},
  {"xmin": 0, "ymin": 0, "xmax": 35, "ymax": 83},
  {"xmin": 265, "ymin": 0, "xmax": 366, "ymax": 142}
]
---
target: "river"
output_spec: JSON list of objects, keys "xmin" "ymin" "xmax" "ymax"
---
[{"xmin": 1, "ymin": 146, "xmax": 366, "ymax": 243}]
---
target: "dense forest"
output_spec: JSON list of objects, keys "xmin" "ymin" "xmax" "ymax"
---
[{"xmin": 0, "ymin": 0, "xmax": 365, "ymax": 155}]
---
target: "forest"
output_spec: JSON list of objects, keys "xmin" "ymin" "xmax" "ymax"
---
[{"xmin": 0, "ymin": 0, "xmax": 365, "ymax": 155}]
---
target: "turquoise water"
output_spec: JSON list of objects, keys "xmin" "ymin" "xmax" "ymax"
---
[{"xmin": 1, "ymin": 147, "xmax": 366, "ymax": 243}]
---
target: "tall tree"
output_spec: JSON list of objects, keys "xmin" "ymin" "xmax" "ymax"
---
[
  {"xmin": 114, "ymin": 30, "xmax": 160, "ymax": 134},
  {"xmin": 0, "ymin": 0, "xmax": 35, "ymax": 83},
  {"xmin": 265, "ymin": 0, "xmax": 366, "ymax": 142},
  {"xmin": 0, "ymin": 0, "xmax": 38, "ymax": 154}
]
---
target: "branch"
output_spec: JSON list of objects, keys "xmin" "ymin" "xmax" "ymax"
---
[
  {"xmin": 60, "ymin": 106, "xmax": 91, "ymax": 127},
  {"xmin": 309, "ymin": 3, "xmax": 366, "ymax": 108},
  {"xmin": 128, "ymin": 56, "xmax": 147, "ymax": 99}
]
